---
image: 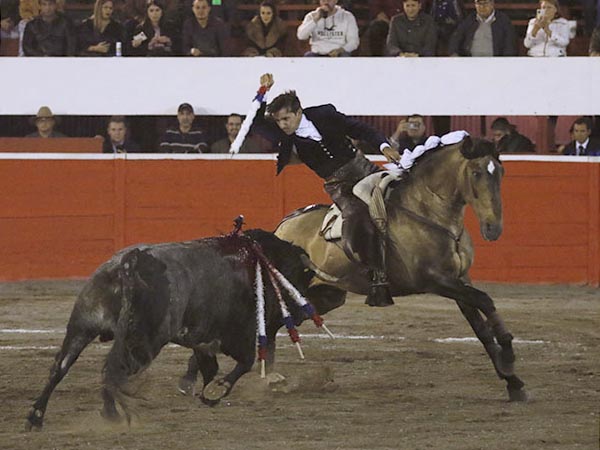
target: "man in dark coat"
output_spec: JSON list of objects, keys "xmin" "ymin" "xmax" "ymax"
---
[
  {"xmin": 490, "ymin": 117, "xmax": 535, "ymax": 153},
  {"xmin": 561, "ymin": 117, "xmax": 600, "ymax": 156},
  {"xmin": 251, "ymin": 73, "xmax": 400, "ymax": 307},
  {"xmin": 22, "ymin": 0, "xmax": 76, "ymax": 56},
  {"xmin": 448, "ymin": 0, "xmax": 516, "ymax": 56}
]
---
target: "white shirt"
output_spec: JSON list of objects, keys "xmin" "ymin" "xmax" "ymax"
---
[
  {"xmin": 576, "ymin": 138, "xmax": 589, "ymax": 155},
  {"xmin": 295, "ymin": 114, "xmax": 322, "ymax": 141},
  {"xmin": 296, "ymin": 6, "xmax": 359, "ymax": 55},
  {"xmin": 524, "ymin": 17, "xmax": 576, "ymax": 57}
]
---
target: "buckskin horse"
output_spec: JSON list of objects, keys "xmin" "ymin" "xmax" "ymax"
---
[{"xmin": 275, "ymin": 136, "xmax": 527, "ymax": 402}]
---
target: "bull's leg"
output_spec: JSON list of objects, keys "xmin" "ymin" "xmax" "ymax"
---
[
  {"xmin": 25, "ymin": 326, "xmax": 97, "ymax": 431},
  {"xmin": 456, "ymin": 302, "xmax": 527, "ymax": 402},
  {"xmin": 178, "ymin": 354, "xmax": 200, "ymax": 396},
  {"xmin": 431, "ymin": 278, "xmax": 526, "ymax": 402},
  {"xmin": 306, "ymin": 284, "xmax": 347, "ymax": 316},
  {"xmin": 202, "ymin": 353, "xmax": 254, "ymax": 404}
]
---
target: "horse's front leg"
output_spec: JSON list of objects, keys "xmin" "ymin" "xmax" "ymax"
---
[
  {"xmin": 431, "ymin": 278, "xmax": 526, "ymax": 401},
  {"xmin": 456, "ymin": 301, "xmax": 527, "ymax": 402}
]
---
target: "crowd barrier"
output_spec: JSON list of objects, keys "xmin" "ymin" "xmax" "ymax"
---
[{"xmin": 0, "ymin": 153, "xmax": 598, "ymax": 285}]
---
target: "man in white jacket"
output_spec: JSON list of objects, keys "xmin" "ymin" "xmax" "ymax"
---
[{"xmin": 297, "ymin": 0, "xmax": 360, "ymax": 56}]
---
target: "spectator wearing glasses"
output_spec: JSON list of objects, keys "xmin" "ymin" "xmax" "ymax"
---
[
  {"xmin": 448, "ymin": 0, "xmax": 516, "ymax": 56},
  {"xmin": 297, "ymin": 0, "xmax": 359, "ymax": 57},
  {"xmin": 386, "ymin": 0, "xmax": 437, "ymax": 57}
]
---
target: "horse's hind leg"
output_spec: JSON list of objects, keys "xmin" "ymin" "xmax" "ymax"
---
[
  {"xmin": 26, "ymin": 326, "xmax": 97, "ymax": 431},
  {"xmin": 456, "ymin": 301, "xmax": 527, "ymax": 402}
]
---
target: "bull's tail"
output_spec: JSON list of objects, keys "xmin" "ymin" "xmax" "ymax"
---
[{"xmin": 102, "ymin": 248, "xmax": 169, "ymax": 423}]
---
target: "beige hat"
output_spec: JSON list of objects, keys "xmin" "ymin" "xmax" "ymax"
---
[{"xmin": 30, "ymin": 106, "xmax": 59, "ymax": 124}]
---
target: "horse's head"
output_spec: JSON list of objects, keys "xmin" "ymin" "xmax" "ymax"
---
[{"xmin": 459, "ymin": 138, "xmax": 504, "ymax": 241}]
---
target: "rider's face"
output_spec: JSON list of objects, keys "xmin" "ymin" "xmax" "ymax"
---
[{"xmin": 272, "ymin": 108, "xmax": 302, "ymax": 135}]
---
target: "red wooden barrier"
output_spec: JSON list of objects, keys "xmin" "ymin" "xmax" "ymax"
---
[{"xmin": 0, "ymin": 156, "xmax": 598, "ymax": 285}]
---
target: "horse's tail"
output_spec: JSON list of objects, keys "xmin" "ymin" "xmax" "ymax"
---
[{"xmin": 102, "ymin": 248, "xmax": 170, "ymax": 422}]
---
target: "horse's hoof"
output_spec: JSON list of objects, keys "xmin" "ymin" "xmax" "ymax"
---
[
  {"xmin": 178, "ymin": 376, "xmax": 196, "ymax": 396},
  {"xmin": 25, "ymin": 409, "xmax": 43, "ymax": 431},
  {"xmin": 202, "ymin": 379, "xmax": 231, "ymax": 402},
  {"xmin": 508, "ymin": 388, "xmax": 528, "ymax": 402},
  {"xmin": 100, "ymin": 408, "xmax": 122, "ymax": 423}
]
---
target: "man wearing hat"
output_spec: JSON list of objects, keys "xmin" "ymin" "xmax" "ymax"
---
[
  {"xmin": 26, "ymin": 106, "xmax": 67, "ymax": 138},
  {"xmin": 158, "ymin": 103, "xmax": 209, "ymax": 153}
]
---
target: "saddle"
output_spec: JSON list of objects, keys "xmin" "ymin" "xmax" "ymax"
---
[{"xmin": 320, "ymin": 170, "xmax": 401, "ymax": 241}]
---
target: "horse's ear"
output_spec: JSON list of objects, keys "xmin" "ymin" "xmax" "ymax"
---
[
  {"xmin": 461, "ymin": 138, "xmax": 497, "ymax": 160},
  {"xmin": 459, "ymin": 136, "xmax": 474, "ymax": 158}
]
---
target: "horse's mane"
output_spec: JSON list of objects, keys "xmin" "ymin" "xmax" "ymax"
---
[{"xmin": 389, "ymin": 137, "xmax": 499, "ymax": 194}]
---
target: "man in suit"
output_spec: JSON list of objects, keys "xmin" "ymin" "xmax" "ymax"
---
[
  {"xmin": 562, "ymin": 117, "xmax": 600, "ymax": 156},
  {"xmin": 252, "ymin": 73, "xmax": 400, "ymax": 307}
]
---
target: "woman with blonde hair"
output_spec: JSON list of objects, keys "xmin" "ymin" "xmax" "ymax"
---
[
  {"xmin": 243, "ymin": 1, "xmax": 287, "ymax": 57},
  {"xmin": 523, "ymin": 0, "xmax": 575, "ymax": 56},
  {"xmin": 77, "ymin": 0, "xmax": 125, "ymax": 56}
]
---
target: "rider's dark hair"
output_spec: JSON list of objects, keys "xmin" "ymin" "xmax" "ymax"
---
[{"xmin": 266, "ymin": 91, "xmax": 302, "ymax": 116}]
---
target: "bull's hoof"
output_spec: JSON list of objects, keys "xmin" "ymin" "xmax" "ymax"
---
[
  {"xmin": 178, "ymin": 376, "xmax": 196, "ymax": 396},
  {"xmin": 202, "ymin": 379, "xmax": 232, "ymax": 402},
  {"xmin": 25, "ymin": 409, "xmax": 43, "ymax": 431},
  {"xmin": 199, "ymin": 395, "xmax": 221, "ymax": 407}
]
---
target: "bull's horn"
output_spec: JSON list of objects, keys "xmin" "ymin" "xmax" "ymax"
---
[{"xmin": 300, "ymin": 254, "xmax": 340, "ymax": 283}]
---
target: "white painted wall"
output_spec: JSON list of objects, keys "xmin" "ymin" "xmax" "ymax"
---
[{"xmin": 2, "ymin": 57, "xmax": 599, "ymax": 116}]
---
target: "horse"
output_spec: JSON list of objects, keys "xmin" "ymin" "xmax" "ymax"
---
[{"xmin": 275, "ymin": 136, "xmax": 528, "ymax": 402}]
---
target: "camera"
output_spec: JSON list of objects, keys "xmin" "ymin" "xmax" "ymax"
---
[
  {"xmin": 408, "ymin": 122, "xmax": 420, "ymax": 130},
  {"xmin": 536, "ymin": 8, "xmax": 545, "ymax": 20}
]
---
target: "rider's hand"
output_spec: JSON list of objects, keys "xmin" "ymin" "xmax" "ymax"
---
[
  {"xmin": 382, "ymin": 145, "xmax": 400, "ymax": 164},
  {"xmin": 260, "ymin": 73, "xmax": 274, "ymax": 90}
]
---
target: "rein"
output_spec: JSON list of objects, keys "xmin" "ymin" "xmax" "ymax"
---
[{"xmin": 394, "ymin": 204, "xmax": 464, "ymax": 245}]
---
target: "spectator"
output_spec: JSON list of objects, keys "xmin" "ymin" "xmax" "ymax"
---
[
  {"xmin": 17, "ymin": 0, "xmax": 39, "ymax": 56},
  {"xmin": 366, "ymin": 0, "xmax": 402, "ymax": 56},
  {"xmin": 448, "ymin": 0, "xmax": 516, "ymax": 56},
  {"xmin": 211, "ymin": 113, "xmax": 263, "ymax": 153},
  {"xmin": 386, "ymin": 0, "xmax": 437, "ymax": 56},
  {"xmin": 523, "ymin": 0, "xmax": 575, "ymax": 57},
  {"xmin": 26, "ymin": 106, "xmax": 67, "ymax": 138},
  {"xmin": 1, "ymin": 0, "xmax": 20, "ymax": 39},
  {"xmin": 103, "ymin": 116, "xmax": 141, "ymax": 153},
  {"xmin": 490, "ymin": 117, "xmax": 535, "ymax": 153},
  {"xmin": 182, "ymin": 0, "xmax": 230, "ymax": 56},
  {"xmin": 590, "ymin": 26, "xmax": 600, "ymax": 55},
  {"xmin": 78, "ymin": 0, "xmax": 125, "ymax": 56},
  {"xmin": 122, "ymin": 0, "xmax": 146, "ymax": 38},
  {"xmin": 22, "ymin": 0, "xmax": 75, "ymax": 56},
  {"xmin": 388, "ymin": 114, "xmax": 428, "ymax": 151},
  {"xmin": 242, "ymin": 1, "xmax": 287, "ymax": 57},
  {"xmin": 130, "ymin": 0, "xmax": 177, "ymax": 56},
  {"xmin": 158, "ymin": 103, "xmax": 209, "ymax": 153},
  {"xmin": 297, "ymin": 0, "xmax": 359, "ymax": 57},
  {"xmin": 428, "ymin": 0, "xmax": 464, "ymax": 54},
  {"xmin": 560, "ymin": 117, "xmax": 600, "ymax": 155}
]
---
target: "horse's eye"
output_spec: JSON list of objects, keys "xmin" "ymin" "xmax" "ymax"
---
[{"xmin": 472, "ymin": 170, "xmax": 482, "ymax": 179}]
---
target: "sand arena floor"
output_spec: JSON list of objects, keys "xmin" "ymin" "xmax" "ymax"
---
[{"xmin": 0, "ymin": 281, "xmax": 598, "ymax": 450}]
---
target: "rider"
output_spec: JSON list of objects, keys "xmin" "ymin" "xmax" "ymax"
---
[{"xmin": 252, "ymin": 73, "xmax": 401, "ymax": 307}]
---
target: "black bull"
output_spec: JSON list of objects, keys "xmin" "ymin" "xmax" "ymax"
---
[{"xmin": 26, "ymin": 229, "xmax": 315, "ymax": 430}]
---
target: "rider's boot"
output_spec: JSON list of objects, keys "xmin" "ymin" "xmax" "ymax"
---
[{"xmin": 365, "ymin": 270, "xmax": 394, "ymax": 307}]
